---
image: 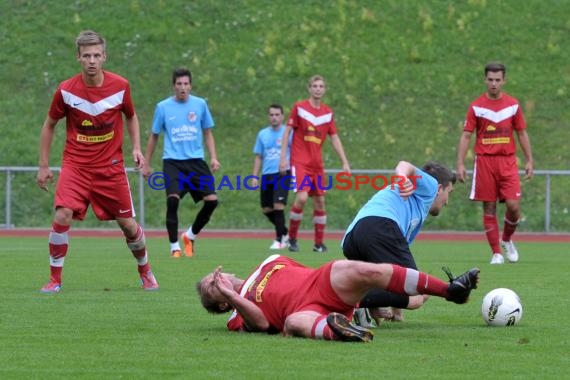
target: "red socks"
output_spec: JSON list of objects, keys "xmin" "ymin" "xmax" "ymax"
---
[
  {"xmin": 48, "ymin": 222, "xmax": 70, "ymax": 283},
  {"xmin": 483, "ymin": 214, "xmax": 501, "ymax": 253},
  {"xmin": 386, "ymin": 264, "xmax": 449, "ymax": 298},
  {"xmin": 313, "ymin": 210, "xmax": 326, "ymax": 245}
]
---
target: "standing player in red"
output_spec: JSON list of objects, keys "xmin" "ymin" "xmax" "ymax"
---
[
  {"xmin": 279, "ymin": 75, "xmax": 351, "ymax": 253},
  {"xmin": 456, "ymin": 62, "xmax": 533, "ymax": 265},
  {"xmin": 36, "ymin": 30, "xmax": 159, "ymax": 292}
]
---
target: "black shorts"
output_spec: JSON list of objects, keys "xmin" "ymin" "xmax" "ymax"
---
[
  {"xmin": 342, "ymin": 216, "xmax": 417, "ymax": 269},
  {"xmin": 260, "ymin": 172, "xmax": 291, "ymax": 208},
  {"xmin": 163, "ymin": 159, "xmax": 216, "ymax": 203}
]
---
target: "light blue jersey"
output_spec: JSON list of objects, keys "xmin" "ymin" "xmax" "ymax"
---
[
  {"xmin": 152, "ymin": 95, "xmax": 214, "ymax": 160},
  {"xmin": 343, "ymin": 168, "xmax": 438, "ymax": 245},
  {"xmin": 253, "ymin": 125, "xmax": 291, "ymax": 175}
]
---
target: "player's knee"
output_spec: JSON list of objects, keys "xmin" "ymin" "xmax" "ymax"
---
[{"xmin": 283, "ymin": 314, "xmax": 305, "ymax": 336}]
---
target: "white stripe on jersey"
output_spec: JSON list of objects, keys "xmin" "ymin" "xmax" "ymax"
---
[
  {"xmin": 472, "ymin": 105, "xmax": 519, "ymax": 124},
  {"xmin": 61, "ymin": 89, "xmax": 126, "ymax": 116},
  {"xmin": 227, "ymin": 254, "xmax": 281, "ymax": 323},
  {"xmin": 298, "ymin": 107, "xmax": 332, "ymax": 126}
]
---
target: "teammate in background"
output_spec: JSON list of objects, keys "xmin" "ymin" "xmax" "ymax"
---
[
  {"xmin": 197, "ymin": 254, "xmax": 480, "ymax": 342},
  {"xmin": 143, "ymin": 68, "xmax": 220, "ymax": 258},
  {"xmin": 342, "ymin": 161, "xmax": 456, "ymax": 325},
  {"xmin": 251, "ymin": 104, "xmax": 291, "ymax": 249},
  {"xmin": 36, "ymin": 30, "xmax": 158, "ymax": 292},
  {"xmin": 279, "ymin": 75, "xmax": 351, "ymax": 253},
  {"xmin": 456, "ymin": 62, "xmax": 533, "ymax": 265}
]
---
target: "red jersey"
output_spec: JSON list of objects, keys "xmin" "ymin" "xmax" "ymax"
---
[
  {"xmin": 48, "ymin": 71, "xmax": 135, "ymax": 167},
  {"xmin": 463, "ymin": 93, "xmax": 526, "ymax": 156},
  {"xmin": 287, "ymin": 99, "xmax": 337, "ymax": 169},
  {"xmin": 227, "ymin": 255, "xmax": 351, "ymax": 334}
]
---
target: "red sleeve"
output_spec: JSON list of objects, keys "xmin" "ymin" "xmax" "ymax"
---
[
  {"xmin": 287, "ymin": 103, "xmax": 299, "ymax": 130},
  {"xmin": 513, "ymin": 105, "xmax": 526, "ymax": 131},
  {"xmin": 122, "ymin": 83, "xmax": 135, "ymax": 118},
  {"xmin": 463, "ymin": 105, "xmax": 476, "ymax": 133},
  {"xmin": 328, "ymin": 114, "xmax": 338, "ymax": 135},
  {"xmin": 227, "ymin": 311, "xmax": 247, "ymax": 332},
  {"xmin": 48, "ymin": 88, "xmax": 66, "ymax": 120}
]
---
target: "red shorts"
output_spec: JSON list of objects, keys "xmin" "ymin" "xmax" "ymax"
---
[
  {"xmin": 470, "ymin": 155, "xmax": 521, "ymax": 202},
  {"xmin": 54, "ymin": 164, "xmax": 135, "ymax": 221},
  {"xmin": 291, "ymin": 164, "xmax": 326, "ymax": 197}
]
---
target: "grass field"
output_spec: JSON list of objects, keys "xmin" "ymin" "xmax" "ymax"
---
[{"xmin": 1, "ymin": 235, "xmax": 568, "ymax": 379}]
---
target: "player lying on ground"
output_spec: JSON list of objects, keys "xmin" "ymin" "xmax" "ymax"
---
[{"xmin": 197, "ymin": 254, "xmax": 480, "ymax": 342}]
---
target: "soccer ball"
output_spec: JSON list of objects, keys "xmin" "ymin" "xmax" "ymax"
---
[{"xmin": 481, "ymin": 288, "xmax": 523, "ymax": 326}]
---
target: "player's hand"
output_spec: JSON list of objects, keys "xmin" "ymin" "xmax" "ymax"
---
[
  {"xmin": 279, "ymin": 159, "xmax": 288, "ymax": 175},
  {"xmin": 211, "ymin": 159, "xmax": 221, "ymax": 172},
  {"xmin": 36, "ymin": 167, "xmax": 54, "ymax": 192},
  {"xmin": 133, "ymin": 150, "xmax": 145, "ymax": 170},
  {"xmin": 141, "ymin": 164, "xmax": 152, "ymax": 178},
  {"xmin": 249, "ymin": 177, "xmax": 259, "ymax": 188},
  {"xmin": 524, "ymin": 161, "xmax": 534, "ymax": 180},
  {"xmin": 213, "ymin": 266, "xmax": 236, "ymax": 298},
  {"xmin": 456, "ymin": 164, "xmax": 467, "ymax": 183},
  {"xmin": 398, "ymin": 177, "xmax": 415, "ymax": 200},
  {"xmin": 342, "ymin": 162, "xmax": 352, "ymax": 176}
]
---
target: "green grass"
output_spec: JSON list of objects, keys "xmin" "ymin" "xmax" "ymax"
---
[
  {"xmin": 1, "ymin": 0, "xmax": 570, "ymax": 231},
  {"xmin": 1, "ymin": 236, "xmax": 568, "ymax": 379}
]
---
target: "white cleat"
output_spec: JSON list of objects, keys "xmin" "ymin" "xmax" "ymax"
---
[
  {"xmin": 269, "ymin": 240, "xmax": 286, "ymax": 250},
  {"xmin": 501, "ymin": 240, "xmax": 519, "ymax": 263},
  {"xmin": 490, "ymin": 253, "xmax": 505, "ymax": 264}
]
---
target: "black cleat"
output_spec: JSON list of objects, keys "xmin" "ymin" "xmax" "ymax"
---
[
  {"xmin": 443, "ymin": 266, "xmax": 480, "ymax": 304},
  {"xmin": 326, "ymin": 312, "xmax": 374, "ymax": 342},
  {"xmin": 288, "ymin": 239, "xmax": 299, "ymax": 252},
  {"xmin": 312, "ymin": 243, "xmax": 328, "ymax": 253}
]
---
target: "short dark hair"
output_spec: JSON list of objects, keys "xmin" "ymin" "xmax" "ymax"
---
[
  {"xmin": 268, "ymin": 104, "xmax": 283, "ymax": 114},
  {"xmin": 421, "ymin": 161, "xmax": 456, "ymax": 188},
  {"xmin": 485, "ymin": 62, "xmax": 506, "ymax": 76},
  {"xmin": 172, "ymin": 68, "xmax": 192, "ymax": 85}
]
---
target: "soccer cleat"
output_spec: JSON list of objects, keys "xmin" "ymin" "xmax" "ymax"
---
[
  {"xmin": 327, "ymin": 312, "xmax": 374, "ymax": 342},
  {"xmin": 269, "ymin": 240, "xmax": 286, "ymax": 250},
  {"xmin": 501, "ymin": 240, "xmax": 519, "ymax": 263},
  {"xmin": 288, "ymin": 238, "xmax": 299, "ymax": 252},
  {"xmin": 443, "ymin": 266, "xmax": 480, "ymax": 304},
  {"xmin": 352, "ymin": 308, "xmax": 377, "ymax": 329},
  {"xmin": 40, "ymin": 280, "xmax": 61, "ymax": 293},
  {"xmin": 281, "ymin": 234, "xmax": 290, "ymax": 247},
  {"xmin": 140, "ymin": 271, "xmax": 159, "ymax": 291},
  {"xmin": 181, "ymin": 233, "xmax": 194, "ymax": 257},
  {"xmin": 171, "ymin": 249, "xmax": 182, "ymax": 258},
  {"xmin": 312, "ymin": 243, "xmax": 328, "ymax": 253},
  {"xmin": 490, "ymin": 253, "xmax": 504, "ymax": 264}
]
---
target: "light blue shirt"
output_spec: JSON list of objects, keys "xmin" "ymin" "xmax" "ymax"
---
[
  {"xmin": 152, "ymin": 95, "xmax": 214, "ymax": 160},
  {"xmin": 342, "ymin": 168, "xmax": 438, "ymax": 245},
  {"xmin": 253, "ymin": 125, "xmax": 291, "ymax": 175}
]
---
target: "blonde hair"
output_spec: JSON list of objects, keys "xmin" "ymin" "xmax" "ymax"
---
[
  {"xmin": 308, "ymin": 74, "xmax": 325, "ymax": 87},
  {"xmin": 75, "ymin": 30, "xmax": 106, "ymax": 54}
]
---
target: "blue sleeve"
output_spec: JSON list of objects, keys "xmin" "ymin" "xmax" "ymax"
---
[
  {"xmin": 202, "ymin": 101, "xmax": 215, "ymax": 129},
  {"xmin": 253, "ymin": 132, "xmax": 263, "ymax": 155},
  {"xmin": 151, "ymin": 104, "xmax": 163, "ymax": 135}
]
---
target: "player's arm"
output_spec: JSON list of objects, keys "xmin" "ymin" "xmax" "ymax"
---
[
  {"xmin": 126, "ymin": 113, "xmax": 144, "ymax": 169},
  {"xmin": 330, "ymin": 134, "xmax": 351, "ymax": 174},
  {"xmin": 213, "ymin": 267, "xmax": 269, "ymax": 332},
  {"xmin": 36, "ymin": 115, "xmax": 58, "ymax": 191},
  {"xmin": 516, "ymin": 129, "xmax": 534, "ymax": 180},
  {"xmin": 456, "ymin": 131, "xmax": 473, "ymax": 183},
  {"xmin": 394, "ymin": 161, "xmax": 418, "ymax": 199},
  {"xmin": 204, "ymin": 128, "xmax": 220, "ymax": 172},
  {"xmin": 279, "ymin": 125, "xmax": 293, "ymax": 174},
  {"xmin": 251, "ymin": 154, "xmax": 262, "ymax": 188},
  {"xmin": 142, "ymin": 133, "xmax": 159, "ymax": 178}
]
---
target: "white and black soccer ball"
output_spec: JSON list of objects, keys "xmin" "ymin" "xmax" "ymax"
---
[{"xmin": 481, "ymin": 288, "xmax": 523, "ymax": 326}]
